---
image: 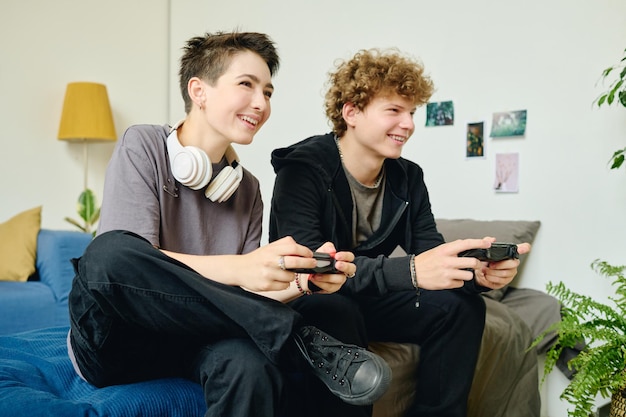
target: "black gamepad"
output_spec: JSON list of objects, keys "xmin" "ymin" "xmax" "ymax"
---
[
  {"xmin": 458, "ymin": 243, "xmax": 519, "ymax": 262},
  {"xmin": 289, "ymin": 252, "xmax": 340, "ymax": 274}
]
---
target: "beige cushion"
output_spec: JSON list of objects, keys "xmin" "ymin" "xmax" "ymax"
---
[
  {"xmin": 0, "ymin": 206, "xmax": 42, "ymax": 282},
  {"xmin": 370, "ymin": 342, "xmax": 419, "ymax": 417}
]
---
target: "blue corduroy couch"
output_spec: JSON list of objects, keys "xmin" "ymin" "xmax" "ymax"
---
[
  {"xmin": 0, "ymin": 229, "xmax": 207, "ymax": 417},
  {"xmin": 0, "ymin": 326, "xmax": 206, "ymax": 417},
  {"xmin": 0, "ymin": 229, "xmax": 92, "ymax": 335}
]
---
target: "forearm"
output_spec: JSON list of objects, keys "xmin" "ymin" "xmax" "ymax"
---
[
  {"xmin": 161, "ymin": 249, "xmax": 312, "ymax": 303},
  {"xmin": 243, "ymin": 274, "xmax": 309, "ymax": 303},
  {"xmin": 160, "ymin": 249, "xmax": 242, "ymax": 286}
]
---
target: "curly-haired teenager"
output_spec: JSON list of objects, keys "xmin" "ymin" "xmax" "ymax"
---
[
  {"xmin": 66, "ymin": 33, "xmax": 392, "ymax": 417},
  {"xmin": 269, "ymin": 48, "xmax": 532, "ymax": 417}
]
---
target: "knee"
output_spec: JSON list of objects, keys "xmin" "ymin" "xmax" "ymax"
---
[
  {"xmin": 430, "ymin": 290, "xmax": 486, "ymax": 341},
  {"xmin": 446, "ymin": 290, "xmax": 486, "ymax": 325},
  {"xmin": 85, "ymin": 230, "xmax": 148, "ymax": 258},
  {"xmin": 80, "ymin": 230, "xmax": 152, "ymax": 279}
]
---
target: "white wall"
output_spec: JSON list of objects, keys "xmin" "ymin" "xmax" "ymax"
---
[
  {"xmin": 168, "ymin": 0, "xmax": 626, "ymax": 286},
  {"xmin": 2, "ymin": 1, "xmax": 625, "ymax": 415},
  {"xmin": 1, "ymin": 0, "xmax": 170, "ymax": 228},
  {"xmin": 168, "ymin": 1, "xmax": 626, "ymax": 415}
]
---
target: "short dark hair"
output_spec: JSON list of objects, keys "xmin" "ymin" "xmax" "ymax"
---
[
  {"xmin": 179, "ymin": 31, "xmax": 280, "ymax": 113},
  {"xmin": 324, "ymin": 48, "xmax": 434, "ymax": 137}
]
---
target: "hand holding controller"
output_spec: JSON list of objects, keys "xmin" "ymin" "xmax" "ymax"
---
[
  {"xmin": 289, "ymin": 252, "xmax": 340, "ymax": 274},
  {"xmin": 458, "ymin": 243, "xmax": 519, "ymax": 262}
]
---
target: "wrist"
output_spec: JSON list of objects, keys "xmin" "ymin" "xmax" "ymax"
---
[
  {"xmin": 409, "ymin": 254, "xmax": 421, "ymax": 308},
  {"xmin": 409, "ymin": 254, "xmax": 418, "ymax": 288},
  {"xmin": 294, "ymin": 273, "xmax": 312, "ymax": 296}
]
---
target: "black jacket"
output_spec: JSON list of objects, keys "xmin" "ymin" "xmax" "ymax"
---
[{"xmin": 270, "ymin": 133, "xmax": 483, "ymax": 296}]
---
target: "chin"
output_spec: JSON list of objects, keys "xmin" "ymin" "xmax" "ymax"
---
[
  {"xmin": 385, "ymin": 151, "xmax": 403, "ymax": 160},
  {"xmin": 230, "ymin": 132, "xmax": 256, "ymax": 145},
  {"xmin": 240, "ymin": 135, "xmax": 256, "ymax": 144}
]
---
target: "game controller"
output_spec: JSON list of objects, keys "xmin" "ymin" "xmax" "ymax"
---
[
  {"xmin": 289, "ymin": 252, "xmax": 340, "ymax": 274},
  {"xmin": 458, "ymin": 242, "xmax": 519, "ymax": 262}
]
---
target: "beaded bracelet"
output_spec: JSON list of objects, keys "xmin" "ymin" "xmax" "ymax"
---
[
  {"xmin": 294, "ymin": 273, "xmax": 312, "ymax": 296},
  {"xmin": 409, "ymin": 254, "xmax": 421, "ymax": 308}
]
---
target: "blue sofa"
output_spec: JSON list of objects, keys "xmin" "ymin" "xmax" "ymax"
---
[
  {"xmin": 0, "ymin": 229, "xmax": 207, "ymax": 417},
  {"xmin": 0, "ymin": 327, "xmax": 206, "ymax": 417},
  {"xmin": 0, "ymin": 229, "xmax": 92, "ymax": 335}
]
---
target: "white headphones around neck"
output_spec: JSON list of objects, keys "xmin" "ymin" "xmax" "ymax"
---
[{"xmin": 166, "ymin": 122, "xmax": 243, "ymax": 202}]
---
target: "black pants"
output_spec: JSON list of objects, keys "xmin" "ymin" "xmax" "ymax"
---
[
  {"xmin": 68, "ymin": 230, "xmax": 303, "ymax": 417},
  {"xmin": 290, "ymin": 282, "xmax": 486, "ymax": 417}
]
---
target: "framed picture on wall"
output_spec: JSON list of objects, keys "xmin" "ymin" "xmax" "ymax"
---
[
  {"xmin": 493, "ymin": 152, "xmax": 519, "ymax": 193},
  {"xmin": 490, "ymin": 110, "xmax": 527, "ymax": 138},
  {"xmin": 466, "ymin": 122, "xmax": 484, "ymax": 158},
  {"xmin": 425, "ymin": 101, "xmax": 454, "ymax": 126}
]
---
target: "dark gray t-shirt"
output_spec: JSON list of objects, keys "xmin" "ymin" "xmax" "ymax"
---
[{"xmin": 98, "ymin": 123, "xmax": 263, "ymax": 256}]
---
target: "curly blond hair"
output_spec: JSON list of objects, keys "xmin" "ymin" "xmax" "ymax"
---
[{"xmin": 324, "ymin": 48, "xmax": 434, "ymax": 136}]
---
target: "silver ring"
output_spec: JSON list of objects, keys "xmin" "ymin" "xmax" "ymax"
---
[{"xmin": 278, "ymin": 256, "xmax": 286, "ymax": 270}]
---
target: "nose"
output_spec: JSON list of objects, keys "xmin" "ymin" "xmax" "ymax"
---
[
  {"xmin": 400, "ymin": 112, "xmax": 415, "ymax": 131},
  {"xmin": 251, "ymin": 89, "xmax": 269, "ymax": 112}
]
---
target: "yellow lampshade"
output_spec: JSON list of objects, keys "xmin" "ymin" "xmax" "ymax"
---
[{"xmin": 58, "ymin": 82, "xmax": 116, "ymax": 142}]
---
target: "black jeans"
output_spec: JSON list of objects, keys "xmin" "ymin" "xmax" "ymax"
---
[
  {"xmin": 290, "ymin": 284, "xmax": 486, "ymax": 417},
  {"xmin": 68, "ymin": 230, "xmax": 303, "ymax": 417}
]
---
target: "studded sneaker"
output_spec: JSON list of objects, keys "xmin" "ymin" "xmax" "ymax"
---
[{"xmin": 293, "ymin": 326, "xmax": 392, "ymax": 406}]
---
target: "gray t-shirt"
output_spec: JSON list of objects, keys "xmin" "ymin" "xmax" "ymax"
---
[
  {"xmin": 69, "ymin": 123, "xmax": 264, "ymax": 380},
  {"xmin": 98, "ymin": 123, "xmax": 263, "ymax": 256}
]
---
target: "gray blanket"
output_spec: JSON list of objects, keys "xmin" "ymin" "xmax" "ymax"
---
[{"xmin": 369, "ymin": 290, "xmax": 561, "ymax": 417}]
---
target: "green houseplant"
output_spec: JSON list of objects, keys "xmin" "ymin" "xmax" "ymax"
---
[
  {"xmin": 64, "ymin": 188, "xmax": 100, "ymax": 236},
  {"xmin": 535, "ymin": 261, "xmax": 626, "ymax": 417}
]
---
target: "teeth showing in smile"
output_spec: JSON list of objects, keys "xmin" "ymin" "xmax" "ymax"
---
[
  {"xmin": 389, "ymin": 135, "xmax": 406, "ymax": 143},
  {"xmin": 241, "ymin": 116, "xmax": 258, "ymax": 126}
]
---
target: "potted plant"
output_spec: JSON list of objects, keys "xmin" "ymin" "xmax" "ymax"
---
[
  {"xmin": 64, "ymin": 188, "xmax": 100, "ymax": 236},
  {"xmin": 534, "ymin": 260, "xmax": 626, "ymax": 417},
  {"xmin": 534, "ymin": 48, "xmax": 626, "ymax": 417}
]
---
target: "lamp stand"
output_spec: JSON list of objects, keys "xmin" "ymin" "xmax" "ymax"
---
[
  {"xmin": 80, "ymin": 139, "xmax": 96, "ymax": 234},
  {"xmin": 83, "ymin": 139, "xmax": 89, "ymax": 192}
]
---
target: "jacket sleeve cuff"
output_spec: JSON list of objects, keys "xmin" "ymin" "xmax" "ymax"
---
[{"xmin": 383, "ymin": 256, "xmax": 417, "ymax": 292}]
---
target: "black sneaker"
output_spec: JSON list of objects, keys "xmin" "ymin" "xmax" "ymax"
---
[{"xmin": 293, "ymin": 326, "xmax": 392, "ymax": 406}]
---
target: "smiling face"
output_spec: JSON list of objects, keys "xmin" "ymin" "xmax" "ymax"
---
[
  {"xmin": 347, "ymin": 93, "xmax": 416, "ymax": 161},
  {"xmin": 201, "ymin": 50, "xmax": 274, "ymax": 147}
]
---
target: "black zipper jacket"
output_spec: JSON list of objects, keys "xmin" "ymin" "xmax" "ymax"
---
[{"xmin": 270, "ymin": 133, "xmax": 482, "ymax": 296}]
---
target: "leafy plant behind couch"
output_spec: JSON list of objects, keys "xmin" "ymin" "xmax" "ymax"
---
[
  {"xmin": 64, "ymin": 189, "xmax": 99, "ymax": 236},
  {"xmin": 534, "ymin": 261, "xmax": 626, "ymax": 417},
  {"xmin": 595, "ymin": 47, "xmax": 626, "ymax": 170}
]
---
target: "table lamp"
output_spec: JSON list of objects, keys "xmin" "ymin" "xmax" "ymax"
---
[{"xmin": 58, "ymin": 82, "xmax": 116, "ymax": 233}]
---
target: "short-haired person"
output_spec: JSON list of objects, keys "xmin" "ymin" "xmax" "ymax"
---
[
  {"xmin": 269, "ymin": 48, "xmax": 532, "ymax": 417},
  {"xmin": 66, "ymin": 32, "xmax": 391, "ymax": 417}
]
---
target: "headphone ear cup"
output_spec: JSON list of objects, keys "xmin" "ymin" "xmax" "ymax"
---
[
  {"xmin": 181, "ymin": 147, "xmax": 212, "ymax": 190},
  {"xmin": 205, "ymin": 164, "xmax": 243, "ymax": 202},
  {"xmin": 168, "ymin": 130, "xmax": 212, "ymax": 190}
]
